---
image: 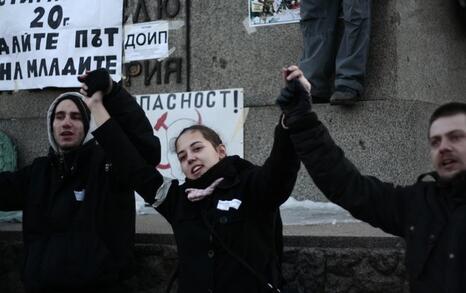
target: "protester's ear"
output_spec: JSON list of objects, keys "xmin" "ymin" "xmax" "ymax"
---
[{"xmin": 217, "ymin": 144, "xmax": 227, "ymax": 159}]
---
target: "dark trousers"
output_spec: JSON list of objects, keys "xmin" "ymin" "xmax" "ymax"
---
[{"xmin": 298, "ymin": 0, "xmax": 372, "ymax": 97}]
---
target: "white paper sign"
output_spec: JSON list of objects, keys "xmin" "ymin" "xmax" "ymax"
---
[
  {"xmin": 136, "ymin": 89, "xmax": 244, "ymax": 181},
  {"xmin": 124, "ymin": 21, "xmax": 169, "ymax": 63},
  {"xmin": 249, "ymin": 0, "xmax": 301, "ymax": 27},
  {"xmin": 0, "ymin": 0, "xmax": 123, "ymax": 91}
]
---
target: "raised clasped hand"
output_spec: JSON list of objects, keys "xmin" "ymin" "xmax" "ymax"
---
[{"xmin": 282, "ymin": 65, "xmax": 311, "ymax": 94}]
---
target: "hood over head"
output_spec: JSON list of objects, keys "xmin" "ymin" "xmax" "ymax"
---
[{"xmin": 47, "ymin": 92, "xmax": 96, "ymax": 153}]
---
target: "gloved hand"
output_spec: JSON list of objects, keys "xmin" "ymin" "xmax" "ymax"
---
[
  {"xmin": 276, "ymin": 77, "xmax": 312, "ymax": 127},
  {"xmin": 77, "ymin": 68, "xmax": 113, "ymax": 97}
]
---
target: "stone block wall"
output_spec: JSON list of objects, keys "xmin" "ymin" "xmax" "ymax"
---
[
  {"xmin": 2, "ymin": 0, "xmax": 466, "ymax": 200},
  {"xmin": 0, "ymin": 234, "xmax": 408, "ymax": 293}
]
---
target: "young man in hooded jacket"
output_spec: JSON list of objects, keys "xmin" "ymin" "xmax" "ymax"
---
[
  {"xmin": 0, "ymin": 69, "xmax": 160, "ymax": 293},
  {"xmin": 277, "ymin": 65, "xmax": 466, "ymax": 293}
]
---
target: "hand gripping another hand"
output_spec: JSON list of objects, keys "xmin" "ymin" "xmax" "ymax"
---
[
  {"xmin": 77, "ymin": 69, "xmax": 113, "ymax": 124},
  {"xmin": 77, "ymin": 68, "xmax": 113, "ymax": 98},
  {"xmin": 275, "ymin": 65, "xmax": 312, "ymax": 128}
]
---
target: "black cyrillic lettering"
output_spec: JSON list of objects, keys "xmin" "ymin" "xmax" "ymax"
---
[
  {"xmin": 206, "ymin": 91, "xmax": 216, "ymax": 107},
  {"xmin": 91, "ymin": 29, "xmax": 102, "ymax": 47},
  {"xmin": 145, "ymin": 60, "xmax": 162, "ymax": 85},
  {"xmin": 0, "ymin": 38, "xmax": 10, "ymax": 55},
  {"xmin": 47, "ymin": 5, "xmax": 63, "ymax": 30},
  {"xmin": 61, "ymin": 58, "xmax": 77, "ymax": 75},
  {"xmin": 164, "ymin": 57, "xmax": 182, "ymax": 84},
  {"xmin": 139, "ymin": 95, "xmax": 150, "ymax": 111},
  {"xmin": 78, "ymin": 56, "xmax": 91, "ymax": 74},
  {"xmin": 136, "ymin": 33, "xmax": 146, "ymax": 46},
  {"xmin": 12, "ymin": 36, "xmax": 21, "ymax": 53},
  {"xmin": 159, "ymin": 31, "xmax": 167, "ymax": 44},
  {"xmin": 75, "ymin": 30, "xmax": 88, "ymax": 48},
  {"xmin": 27, "ymin": 59, "xmax": 38, "ymax": 78},
  {"xmin": 181, "ymin": 92, "xmax": 191, "ymax": 109},
  {"xmin": 104, "ymin": 27, "xmax": 118, "ymax": 46},
  {"xmin": 105, "ymin": 55, "xmax": 117, "ymax": 74},
  {"xmin": 167, "ymin": 93, "xmax": 176, "ymax": 109},
  {"xmin": 13, "ymin": 62, "xmax": 22, "ymax": 79},
  {"xmin": 123, "ymin": 0, "xmax": 129, "ymax": 22},
  {"xmin": 21, "ymin": 34, "xmax": 31, "ymax": 52},
  {"xmin": 38, "ymin": 58, "xmax": 48, "ymax": 76},
  {"xmin": 194, "ymin": 92, "xmax": 203, "ymax": 108},
  {"xmin": 220, "ymin": 90, "xmax": 230, "ymax": 107},
  {"xmin": 49, "ymin": 58, "xmax": 59, "ymax": 75},
  {"xmin": 93, "ymin": 56, "xmax": 105, "ymax": 68},
  {"xmin": 152, "ymin": 95, "xmax": 163, "ymax": 110},
  {"xmin": 124, "ymin": 34, "xmax": 135, "ymax": 49},
  {"xmin": 133, "ymin": 0, "xmax": 150, "ymax": 23},
  {"xmin": 165, "ymin": 0, "xmax": 181, "ymax": 18},
  {"xmin": 0, "ymin": 63, "xmax": 11, "ymax": 80},
  {"xmin": 233, "ymin": 90, "xmax": 239, "ymax": 113},
  {"xmin": 33, "ymin": 33, "xmax": 46, "ymax": 50},
  {"xmin": 147, "ymin": 32, "xmax": 157, "ymax": 45},
  {"xmin": 124, "ymin": 61, "xmax": 142, "ymax": 87},
  {"xmin": 156, "ymin": 0, "xmax": 163, "ymax": 20},
  {"xmin": 30, "ymin": 7, "xmax": 45, "ymax": 28},
  {"xmin": 45, "ymin": 33, "xmax": 59, "ymax": 49}
]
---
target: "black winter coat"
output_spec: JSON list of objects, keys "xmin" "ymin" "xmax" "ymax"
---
[
  {"xmin": 289, "ymin": 113, "xmax": 466, "ymax": 293},
  {"xmin": 0, "ymin": 83, "xmax": 160, "ymax": 291},
  {"xmin": 140, "ymin": 123, "xmax": 300, "ymax": 293}
]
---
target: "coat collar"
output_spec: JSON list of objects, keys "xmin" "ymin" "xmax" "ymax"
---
[
  {"xmin": 48, "ymin": 140, "xmax": 96, "ymax": 177},
  {"xmin": 419, "ymin": 170, "xmax": 466, "ymax": 207},
  {"xmin": 183, "ymin": 155, "xmax": 253, "ymax": 190}
]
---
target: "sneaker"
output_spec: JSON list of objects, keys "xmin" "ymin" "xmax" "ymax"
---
[{"xmin": 330, "ymin": 87, "xmax": 359, "ymax": 106}]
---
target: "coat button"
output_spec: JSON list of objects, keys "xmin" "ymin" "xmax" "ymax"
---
[
  {"xmin": 207, "ymin": 250, "xmax": 215, "ymax": 258},
  {"xmin": 219, "ymin": 216, "xmax": 228, "ymax": 224}
]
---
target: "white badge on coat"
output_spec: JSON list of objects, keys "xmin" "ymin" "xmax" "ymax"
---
[
  {"xmin": 217, "ymin": 199, "xmax": 242, "ymax": 211},
  {"xmin": 74, "ymin": 190, "xmax": 86, "ymax": 201}
]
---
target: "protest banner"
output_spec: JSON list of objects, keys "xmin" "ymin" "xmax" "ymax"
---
[
  {"xmin": 136, "ymin": 88, "xmax": 244, "ymax": 181},
  {"xmin": 0, "ymin": 0, "xmax": 123, "ymax": 91},
  {"xmin": 124, "ymin": 20, "xmax": 169, "ymax": 63}
]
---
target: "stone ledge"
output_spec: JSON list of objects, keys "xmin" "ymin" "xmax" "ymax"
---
[{"xmin": 0, "ymin": 213, "xmax": 402, "ymax": 249}]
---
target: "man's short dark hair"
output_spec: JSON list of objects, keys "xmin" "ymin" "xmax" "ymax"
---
[{"xmin": 429, "ymin": 102, "xmax": 466, "ymax": 128}]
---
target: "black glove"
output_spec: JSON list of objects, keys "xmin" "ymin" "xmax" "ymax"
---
[
  {"xmin": 77, "ymin": 68, "xmax": 112, "ymax": 97},
  {"xmin": 276, "ymin": 78, "xmax": 312, "ymax": 127}
]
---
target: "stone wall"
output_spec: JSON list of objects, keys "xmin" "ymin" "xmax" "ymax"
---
[
  {"xmin": 1, "ymin": 0, "xmax": 466, "ymax": 201},
  {"xmin": 0, "ymin": 233, "xmax": 408, "ymax": 293}
]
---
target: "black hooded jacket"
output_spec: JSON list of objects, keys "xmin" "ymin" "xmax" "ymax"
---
[
  {"xmin": 0, "ymin": 82, "xmax": 160, "ymax": 291},
  {"xmin": 139, "ymin": 122, "xmax": 300, "ymax": 293},
  {"xmin": 288, "ymin": 113, "xmax": 466, "ymax": 293}
]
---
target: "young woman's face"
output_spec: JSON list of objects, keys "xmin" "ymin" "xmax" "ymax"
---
[{"xmin": 176, "ymin": 130, "xmax": 226, "ymax": 180}]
